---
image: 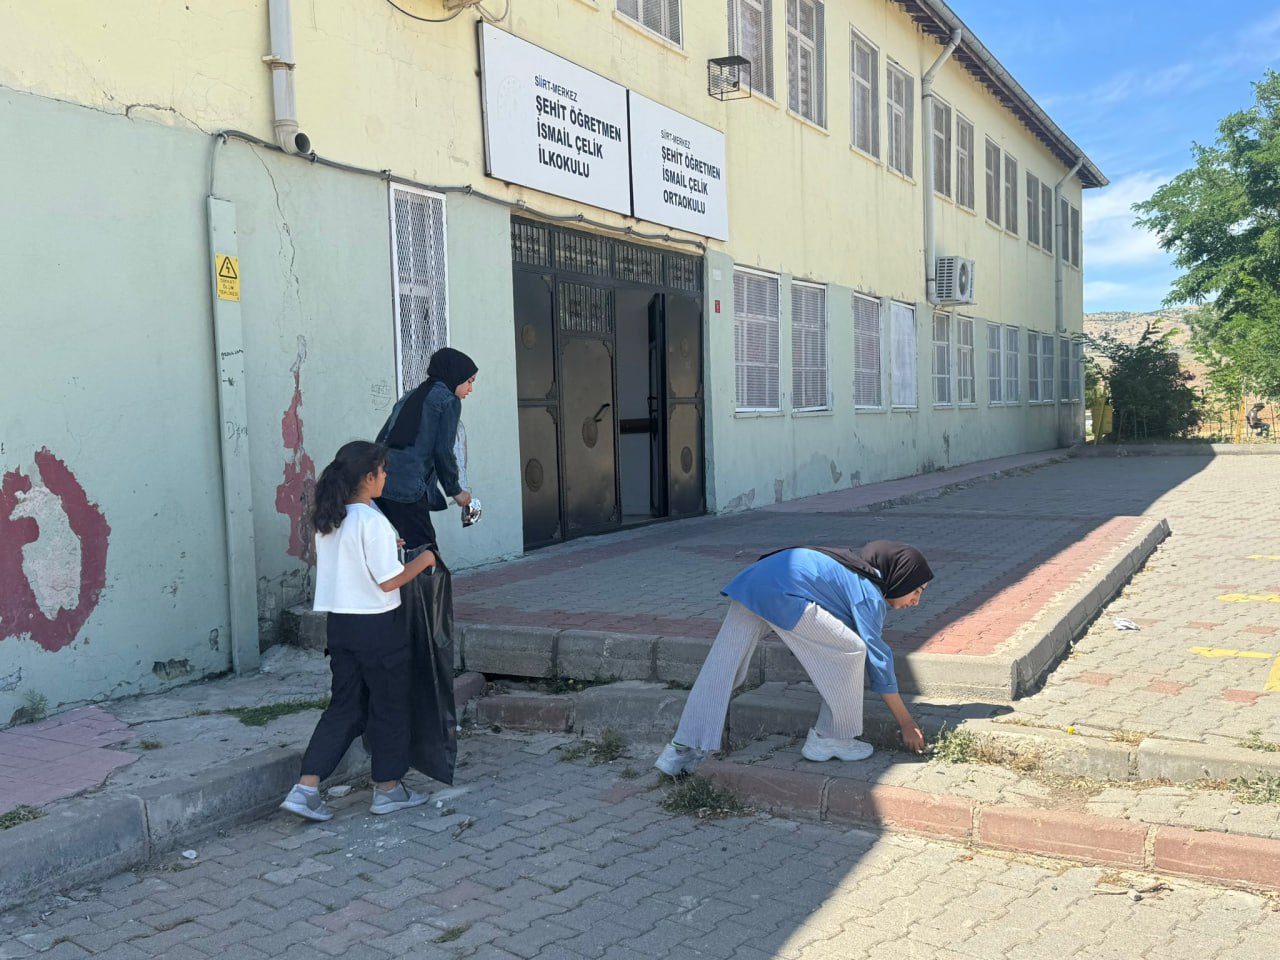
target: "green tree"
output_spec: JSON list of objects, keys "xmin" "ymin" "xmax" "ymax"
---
[
  {"xmin": 1134, "ymin": 70, "xmax": 1280, "ymax": 400},
  {"xmin": 1087, "ymin": 324, "xmax": 1202, "ymax": 441}
]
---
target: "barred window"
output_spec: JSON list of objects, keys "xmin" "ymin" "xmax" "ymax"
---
[
  {"xmin": 886, "ymin": 63, "xmax": 913, "ymax": 176},
  {"xmin": 1004, "ymin": 325, "xmax": 1021, "ymax": 403},
  {"xmin": 1004, "ymin": 154, "xmax": 1019, "ymax": 234},
  {"xmin": 956, "ymin": 115, "xmax": 974, "ymax": 210},
  {"xmin": 984, "ymin": 138, "xmax": 1001, "ymax": 224},
  {"xmin": 787, "ymin": 0, "xmax": 826, "ymax": 126},
  {"xmin": 734, "ymin": 269, "xmax": 780, "ymax": 410},
  {"xmin": 932, "ymin": 311, "xmax": 952, "ymax": 405},
  {"xmin": 618, "ymin": 0, "xmax": 683, "ymax": 46},
  {"xmin": 391, "ymin": 184, "xmax": 449, "ymax": 394},
  {"xmin": 890, "ymin": 301, "xmax": 917, "ymax": 408},
  {"xmin": 853, "ymin": 293, "xmax": 882, "ymax": 408},
  {"xmin": 986, "ymin": 321, "xmax": 1003, "ymax": 404},
  {"xmin": 850, "ymin": 29, "xmax": 878, "ymax": 157},
  {"xmin": 729, "ymin": 0, "xmax": 774, "ymax": 99},
  {"xmin": 956, "ymin": 315, "xmax": 975, "ymax": 405},
  {"xmin": 791, "ymin": 282, "xmax": 828, "ymax": 411}
]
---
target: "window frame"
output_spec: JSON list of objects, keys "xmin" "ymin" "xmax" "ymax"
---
[
  {"xmin": 1003, "ymin": 153, "xmax": 1019, "ymax": 234},
  {"xmin": 853, "ymin": 292, "xmax": 884, "ymax": 409},
  {"xmin": 955, "ymin": 114, "xmax": 975, "ymax": 210},
  {"xmin": 729, "ymin": 0, "xmax": 775, "ymax": 100},
  {"xmin": 389, "ymin": 183, "xmax": 451, "ymax": 396},
  {"xmin": 984, "ymin": 138, "xmax": 1001, "ymax": 225},
  {"xmin": 986, "ymin": 320, "xmax": 1003, "ymax": 405},
  {"xmin": 790, "ymin": 279, "xmax": 830, "ymax": 412},
  {"xmin": 733, "ymin": 267, "xmax": 782, "ymax": 412},
  {"xmin": 1040, "ymin": 183, "xmax": 1053, "ymax": 254},
  {"xmin": 886, "ymin": 61, "xmax": 914, "ymax": 178},
  {"xmin": 890, "ymin": 300, "xmax": 918, "ymax": 409},
  {"xmin": 617, "ymin": 0, "xmax": 684, "ymax": 48},
  {"xmin": 786, "ymin": 0, "xmax": 826, "ymax": 127},
  {"xmin": 1026, "ymin": 171, "xmax": 1041, "ymax": 247},
  {"xmin": 956, "ymin": 315, "xmax": 975, "ymax": 406},
  {"xmin": 931, "ymin": 96, "xmax": 952, "ymax": 198},
  {"xmin": 1004, "ymin": 325, "xmax": 1021, "ymax": 404},
  {"xmin": 849, "ymin": 28, "xmax": 879, "ymax": 159},
  {"xmin": 932, "ymin": 309, "xmax": 952, "ymax": 406}
]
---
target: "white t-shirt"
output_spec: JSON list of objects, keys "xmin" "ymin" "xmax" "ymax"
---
[{"xmin": 313, "ymin": 503, "xmax": 405, "ymax": 614}]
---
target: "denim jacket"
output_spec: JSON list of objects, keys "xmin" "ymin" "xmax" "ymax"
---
[{"xmin": 377, "ymin": 381, "xmax": 462, "ymax": 507}]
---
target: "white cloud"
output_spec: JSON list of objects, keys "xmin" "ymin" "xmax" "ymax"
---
[
  {"xmin": 1083, "ymin": 278, "xmax": 1175, "ymax": 314},
  {"xmin": 1083, "ymin": 171, "xmax": 1174, "ymax": 269}
]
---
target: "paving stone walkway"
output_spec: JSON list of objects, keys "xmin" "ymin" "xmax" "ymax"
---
[{"xmin": 3, "ymin": 730, "xmax": 1277, "ymax": 960}]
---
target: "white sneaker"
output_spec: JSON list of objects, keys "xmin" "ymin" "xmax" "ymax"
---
[
  {"xmin": 654, "ymin": 741, "xmax": 704, "ymax": 776},
  {"xmin": 279, "ymin": 784, "xmax": 334, "ymax": 822},
  {"xmin": 370, "ymin": 783, "xmax": 430, "ymax": 815},
  {"xmin": 801, "ymin": 728, "xmax": 874, "ymax": 762}
]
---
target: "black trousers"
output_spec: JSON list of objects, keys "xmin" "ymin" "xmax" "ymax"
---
[
  {"xmin": 300, "ymin": 609, "xmax": 411, "ymax": 784},
  {"xmin": 375, "ymin": 496, "xmax": 439, "ymax": 552}
]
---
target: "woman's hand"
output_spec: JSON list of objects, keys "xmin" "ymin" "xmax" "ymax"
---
[
  {"xmin": 454, "ymin": 490, "xmax": 472, "ymax": 507},
  {"xmin": 900, "ymin": 722, "xmax": 926, "ymax": 754}
]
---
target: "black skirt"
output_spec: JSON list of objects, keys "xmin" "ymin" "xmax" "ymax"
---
[{"xmin": 375, "ymin": 496, "xmax": 439, "ymax": 553}]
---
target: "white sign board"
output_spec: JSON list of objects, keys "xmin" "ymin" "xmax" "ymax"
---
[
  {"xmin": 479, "ymin": 23, "xmax": 631, "ymax": 216},
  {"xmin": 628, "ymin": 92, "xmax": 729, "ymax": 240}
]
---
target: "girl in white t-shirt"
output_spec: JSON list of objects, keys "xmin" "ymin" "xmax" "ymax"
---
[{"xmin": 280, "ymin": 440, "xmax": 439, "ymax": 822}]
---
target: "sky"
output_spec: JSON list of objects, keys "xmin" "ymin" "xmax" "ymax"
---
[{"xmin": 954, "ymin": 0, "xmax": 1280, "ymax": 314}]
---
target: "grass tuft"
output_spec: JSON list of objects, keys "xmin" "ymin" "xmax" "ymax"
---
[
  {"xmin": 1110, "ymin": 729, "xmax": 1148, "ymax": 746},
  {"xmin": 10, "ymin": 690, "xmax": 48, "ymax": 726},
  {"xmin": 559, "ymin": 728, "xmax": 627, "ymax": 765},
  {"xmin": 222, "ymin": 697, "xmax": 330, "ymax": 727},
  {"xmin": 1239, "ymin": 729, "xmax": 1280, "ymax": 753},
  {"xmin": 0, "ymin": 805, "xmax": 43, "ymax": 830},
  {"xmin": 139, "ymin": 738, "xmax": 163, "ymax": 751},
  {"xmin": 931, "ymin": 724, "xmax": 979, "ymax": 763},
  {"xmin": 1232, "ymin": 775, "xmax": 1280, "ymax": 805},
  {"xmin": 618, "ymin": 765, "xmax": 639, "ymax": 781},
  {"xmin": 544, "ymin": 675, "xmax": 622, "ymax": 695},
  {"xmin": 659, "ymin": 775, "xmax": 750, "ymax": 820},
  {"xmin": 434, "ymin": 924, "xmax": 471, "ymax": 943}
]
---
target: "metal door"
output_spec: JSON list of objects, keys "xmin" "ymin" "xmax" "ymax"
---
[
  {"xmin": 663, "ymin": 294, "xmax": 704, "ymax": 517},
  {"xmin": 558, "ymin": 281, "xmax": 618, "ymax": 535},
  {"xmin": 514, "ymin": 272, "xmax": 561, "ymax": 547}
]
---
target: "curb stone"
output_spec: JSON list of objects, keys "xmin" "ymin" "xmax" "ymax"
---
[{"xmin": 0, "ymin": 672, "xmax": 489, "ymax": 913}]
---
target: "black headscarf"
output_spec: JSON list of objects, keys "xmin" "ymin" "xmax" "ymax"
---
[
  {"xmin": 384, "ymin": 348, "xmax": 478, "ymax": 449},
  {"xmin": 760, "ymin": 541, "xmax": 933, "ymax": 599}
]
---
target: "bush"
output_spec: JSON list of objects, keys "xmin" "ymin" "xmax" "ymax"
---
[{"xmin": 1088, "ymin": 323, "xmax": 1203, "ymax": 440}]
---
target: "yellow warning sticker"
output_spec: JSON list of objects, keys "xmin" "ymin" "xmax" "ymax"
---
[{"xmin": 215, "ymin": 254, "xmax": 240, "ymax": 302}]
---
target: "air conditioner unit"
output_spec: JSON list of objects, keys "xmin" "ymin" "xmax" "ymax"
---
[{"xmin": 935, "ymin": 256, "xmax": 976, "ymax": 304}]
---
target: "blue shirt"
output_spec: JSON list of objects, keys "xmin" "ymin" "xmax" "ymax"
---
[
  {"xmin": 722, "ymin": 548, "xmax": 897, "ymax": 694},
  {"xmin": 377, "ymin": 381, "xmax": 462, "ymax": 506}
]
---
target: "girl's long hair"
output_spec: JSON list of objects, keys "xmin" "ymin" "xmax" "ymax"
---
[{"xmin": 312, "ymin": 440, "xmax": 387, "ymax": 534}]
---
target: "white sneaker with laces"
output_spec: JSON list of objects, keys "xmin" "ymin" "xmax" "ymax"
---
[
  {"xmin": 279, "ymin": 784, "xmax": 334, "ymax": 822},
  {"xmin": 653, "ymin": 740, "xmax": 704, "ymax": 776},
  {"xmin": 801, "ymin": 728, "xmax": 874, "ymax": 762}
]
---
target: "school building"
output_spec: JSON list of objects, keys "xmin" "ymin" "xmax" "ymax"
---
[{"xmin": 0, "ymin": 0, "xmax": 1105, "ymax": 718}]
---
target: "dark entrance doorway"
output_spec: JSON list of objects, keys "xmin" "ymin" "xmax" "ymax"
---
[{"xmin": 512, "ymin": 219, "xmax": 705, "ymax": 549}]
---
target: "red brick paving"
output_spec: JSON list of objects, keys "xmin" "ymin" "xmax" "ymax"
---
[
  {"xmin": 1145, "ymin": 680, "xmax": 1187, "ymax": 696},
  {"xmin": 1222, "ymin": 689, "xmax": 1263, "ymax": 704},
  {"xmin": 1073, "ymin": 673, "xmax": 1118, "ymax": 687},
  {"xmin": 0, "ymin": 707, "xmax": 136, "ymax": 815}
]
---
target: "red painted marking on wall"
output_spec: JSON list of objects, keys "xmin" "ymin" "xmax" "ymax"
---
[
  {"xmin": 275, "ymin": 340, "xmax": 316, "ymax": 566},
  {"xmin": 0, "ymin": 450, "xmax": 111, "ymax": 652}
]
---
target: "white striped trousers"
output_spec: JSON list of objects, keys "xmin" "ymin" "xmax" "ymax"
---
[{"xmin": 673, "ymin": 600, "xmax": 867, "ymax": 752}]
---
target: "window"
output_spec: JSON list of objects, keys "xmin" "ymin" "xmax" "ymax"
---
[
  {"xmin": 1070, "ymin": 340, "xmax": 1083, "ymax": 401},
  {"xmin": 791, "ymin": 281, "xmax": 828, "ymax": 411},
  {"xmin": 734, "ymin": 269, "xmax": 780, "ymax": 410},
  {"xmin": 932, "ymin": 310, "xmax": 952, "ymax": 404},
  {"xmin": 984, "ymin": 139, "xmax": 1001, "ymax": 224},
  {"xmin": 1004, "ymin": 154, "xmax": 1019, "ymax": 233},
  {"xmin": 1059, "ymin": 197, "xmax": 1070, "ymax": 263},
  {"xmin": 1029, "ymin": 333, "xmax": 1054, "ymax": 403},
  {"xmin": 1059, "ymin": 337, "xmax": 1072, "ymax": 401},
  {"xmin": 787, "ymin": 0, "xmax": 825, "ymax": 126},
  {"xmin": 729, "ymin": 1, "xmax": 774, "ymax": 99},
  {"xmin": 618, "ymin": 0, "xmax": 682, "ymax": 46},
  {"xmin": 391, "ymin": 185, "xmax": 449, "ymax": 394},
  {"xmin": 931, "ymin": 99, "xmax": 952, "ymax": 197},
  {"xmin": 956, "ymin": 316, "xmax": 975, "ymax": 405},
  {"xmin": 886, "ymin": 63, "xmax": 913, "ymax": 176},
  {"xmin": 1070, "ymin": 204, "xmax": 1081, "ymax": 268},
  {"xmin": 850, "ymin": 30, "xmax": 878, "ymax": 157},
  {"xmin": 1040, "ymin": 334, "xmax": 1054, "ymax": 402},
  {"xmin": 853, "ymin": 293, "xmax": 882, "ymax": 408},
  {"xmin": 890, "ymin": 301, "xmax": 917, "ymax": 408},
  {"xmin": 956, "ymin": 116, "xmax": 974, "ymax": 209},
  {"xmin": 1026, "ymin": 172, "xmax": 1041, "ymax": 247},
  {"xmin": 986, "ymin": 321, "xmax": 1003, "ymax": 404},
  {"xmin": 1004, "ymin": 325, "xmax": 1020, "ymax": 403},
  {"xmin": 1027, "ymin": 332, "xmax": 1040, "ymax": 402},
  {"xmin": 1040, "ymin": 183, "xmax": 1053, "ymax": 254}
]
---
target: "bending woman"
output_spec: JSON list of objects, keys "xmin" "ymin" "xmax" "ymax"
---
[
  {"xmin": 375, "ymin": 347, "xmax": 478, "ymax": 551},
  {"xmin": 655, "ymin": 542, "xmax": 933, "ymax": 776}
]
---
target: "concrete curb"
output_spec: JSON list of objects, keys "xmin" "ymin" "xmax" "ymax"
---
[
  {"xmin": 1077, "ymin": 443, "xmax": 1280, "ymax": 457},
  {"xmin": 0, "ymin": 672, "xmax": 489, "ymax": 913},
  {"xmin": 698, "ymin": 760, "xmax": 1280, "ymax": 891}
]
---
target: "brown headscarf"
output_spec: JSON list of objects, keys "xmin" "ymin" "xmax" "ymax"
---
[{"xmin": 760, "ymin": 541, "xmax": 934, "ymax": 599}]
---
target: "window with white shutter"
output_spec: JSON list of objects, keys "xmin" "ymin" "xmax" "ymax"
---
[
  {"xmin": 850, "ymin": 29, "xmax": 878, "ymax": 157},
  {"xmin": 1004, "ymin": 325, "xmax": 1020, "ymax": 403},
  {"xmin": 984, "ymin": 138, "xmax": 1001, "ymax": 224},
  {"xmin": 787, "ymin": 0, "xmax": 825, "ymax": 126},
  {"xmin": 1039, "ymin": 334, "xmax": 1055, "ymax": 402},
  {"xmin": 932, "ymin": 311, "xmax": 952, "ymax": 404},
  {"xmin": 886, "ymin": 64, "xmax": 913, "ymax": 176},
  {"xmin": 1040, "ymin": 184, "xmax": 1053, "ymax": 254},
  {"xmin": 932, "ymin": 99, "xmax": 952, "ymax": 197},
  {"xmin": 890, "ymin": 301, "xmax": 917, "ymax": 408},
  {"xmin": 729, "ymin": 0, "xmax": 774, "ymax": 99},
  {"xmin": 734, "ymin": 269, "xmax": 780, "ymax": 410},
  {"xmin": 986, "ymin": 321, "xmax": 1003, "ymax": 404},
  {"xmin": 956, "ymin": 315, "xmax": 975, "ymax": 405},
  {"xmin": 791, "ymin": 281, "xmax": 828, "ymax": 411},
  {"xmin": 956, "ymin": 115, "xmax": 974, "ymax": 209},
  {"xmin": 1004, "ymin": 154, "xmax": 1019, "ymax": 234},
  {"xmin": 853, "ymin": 293, "xmax": 882, "ymax": 408},
  {"xmin": 618, "ymin": 0, "xmax": 683, "ymax": 46},
  {"xmin": 1026, "ymin": 172, "xmax": 1041, "ymax": 247},
  {"xmin": 390, "ymin": 184, "xmax": 449, "ymax": 394}
]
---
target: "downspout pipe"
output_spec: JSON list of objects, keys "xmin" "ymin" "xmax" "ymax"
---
[
  {"xmin": 922, "ymin": 28, "xmax": 962, "ymax": 304},
  {"xmin": 1055, "ymin": 156, "xmax": 1084, "ymax": 447},
  {"xmin": 265, "ymin": 0, "xmax": 311, "ymax": 155}
]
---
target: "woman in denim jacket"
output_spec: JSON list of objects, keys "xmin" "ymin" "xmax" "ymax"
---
[{"xmin": 375, "ymin": 348, "xmax": 478, "ymax": 552}]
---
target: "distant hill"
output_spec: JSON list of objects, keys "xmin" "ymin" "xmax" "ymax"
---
[{"xmin": 1083, "ymin": 307, "xmax": 1197, "ymax": 350}]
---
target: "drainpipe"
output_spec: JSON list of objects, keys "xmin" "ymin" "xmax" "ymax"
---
[
  {"xmin": 265, "ymin": 0, "xmax": 311, "ymax": 155},
  {"xmin": 922, "ymin": 28, "xmax": 962, "ymax": 304},
  {"xmin": 1055, "ymin": 157, "xmax": 1084, "ymax": 446}
]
